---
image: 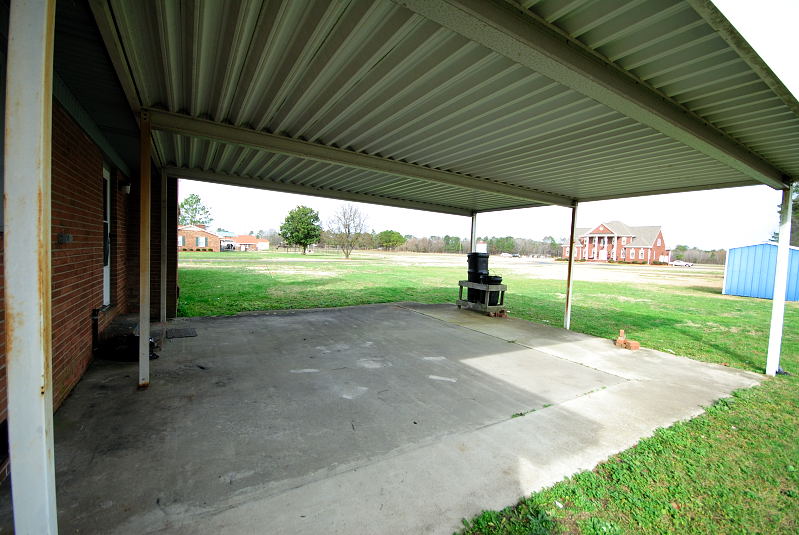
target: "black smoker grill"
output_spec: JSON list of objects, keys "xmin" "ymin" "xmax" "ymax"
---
[{"xmin": 457, "ymin": 253, "xmax": 507, "ymax": 315}]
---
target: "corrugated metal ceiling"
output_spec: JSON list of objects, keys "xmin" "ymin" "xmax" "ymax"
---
[
  {"xmin": 93, "ymin": 0, "xmax": 798, "ymax": 214},
  {"xmin": 515, "ymin": 0, "xmax": 799, "ymax": 183}
]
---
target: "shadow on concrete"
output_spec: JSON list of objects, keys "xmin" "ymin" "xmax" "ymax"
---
[
  {"xmin": 0, "ymin": 303, "xmax": 761, "ymax": 534},
  {"xmin": 0, "ymin": 303, "xmax": 608, "ymax": 534}
]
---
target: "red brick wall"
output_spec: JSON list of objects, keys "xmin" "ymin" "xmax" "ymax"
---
[
  {"xmin": 50, "ymin": 103, "xmax": 136, "ymax": 408},
  {"xmin": 177, "ymin": 228, "xmax": 221, "ymax": 252},
  {"xmin": 565, "ymin": 233, "xmax": 669, "ymax": 263},
  {"xmin": 651, "ymin": 231, "xmax": 669, "ymax": 261},
  {"xmin": 0, "ymin": 103, "xmax": 135, "ymax": 422}
]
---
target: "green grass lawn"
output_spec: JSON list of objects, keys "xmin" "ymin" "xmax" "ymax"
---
[{"xmin": 178, "ymin": 251, "xmax": 798, "ymax": 534}]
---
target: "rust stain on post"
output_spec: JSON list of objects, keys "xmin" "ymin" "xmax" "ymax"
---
[{"xmin": 38, "ymin": 187, "xmax": 53, "ymax": 396}]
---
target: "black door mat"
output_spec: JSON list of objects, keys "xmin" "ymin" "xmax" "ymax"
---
[{"xmin": 167, "ymin": 328, "xmax": 198, "ymax": 339}]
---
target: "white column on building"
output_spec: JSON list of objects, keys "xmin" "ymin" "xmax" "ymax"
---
[
  {"xmin": 470, "ymin": 212, "xmax": 477, "ymax": 252},
  {"xmin": 564, "ymin": 203, "xmax": 578, "ymax": 329},
  {"xmin": 613, "ymin": 236, "xmax": 617, "ymax": 260},
  {"xmin": 160, "ymin": 170, "xmax": 168, "ymax": 323},
  {"xmin": 766, "ymin": 183, "xmax": 795, "ymax": 376},
  {"xmin": 139, "ymin": 111, "xmax": 152, "ymax": 387},
  {"xmin": 3, "ymin": 1, "xmax": 58, "ymax": 532}
]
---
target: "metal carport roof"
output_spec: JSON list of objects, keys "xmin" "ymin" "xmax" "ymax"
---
[
  {"xmin": 4, "ymin": 2, "xmax": 799, "ymax": 532},
  {"xmin": 86, "ymin": 0, "xmax": 797, "ymax": 215}
]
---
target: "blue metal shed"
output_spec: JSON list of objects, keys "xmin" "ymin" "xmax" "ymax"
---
[{"xmin": 723, "ymin": 243, "xmax": 799, "ymax": 301}]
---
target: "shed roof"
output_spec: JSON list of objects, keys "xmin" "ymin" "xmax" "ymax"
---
[
  {"xmin": 232, "ymin": 236, "xmax": 269, "ymax": 245},
  {"xmin": 730, "ymin": 242, "xmax": 799, "ymax": 252},
  {"xmin": 85, "ymin": 0, "xmax": 798, "ymax": 215}
]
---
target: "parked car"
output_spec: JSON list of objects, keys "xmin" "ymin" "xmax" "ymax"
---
[{"xmin": 668, "ymin": 260, "xmax": 693, "ymax": 267}]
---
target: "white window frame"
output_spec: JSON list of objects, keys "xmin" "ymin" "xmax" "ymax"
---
[
  {"xmin": 657, "ymin": 238, "xmax": 661, "ymax": 246},
  {"xmin": 638, "ymin": 249, "xmax": 644, "ymax": 259},
  {"xmin": 178, "ymin": 235, "xmax": 185, "ymax": 246},
  {"xmin": 621, "ymin": 248, "xmax": 626, "ymax": 259},
  {"xmin": 196, "ymin": 236, "xmax": 207, "ymax": 247}
]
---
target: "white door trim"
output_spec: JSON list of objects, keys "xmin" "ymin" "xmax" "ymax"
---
[{"xmin": 102, "ymin": 165, "xmax": 111, "ymax": 306}]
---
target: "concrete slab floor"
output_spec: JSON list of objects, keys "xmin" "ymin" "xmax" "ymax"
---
[{"xmin": 0, "ymin": 303, "xmax": 760, "ymax": 534}]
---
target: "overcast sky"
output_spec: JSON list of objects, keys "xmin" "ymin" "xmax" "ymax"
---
[{"xmin": 179, "ymin": 0, "xmax": 796, "ymax": 251}]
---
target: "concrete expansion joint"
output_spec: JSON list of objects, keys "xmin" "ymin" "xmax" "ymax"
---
[
  {"xmin": 400, "ymin": 304, "xmax": 634, "ymax": 381},
  {"xmin": 530, "ymin": 347, "xmax": 634, "ymax": 381}
]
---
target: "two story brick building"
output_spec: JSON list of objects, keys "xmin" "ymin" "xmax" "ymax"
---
[{"xmin": 562, "ymin": 221, "xmax": 670, "ymax": 264}]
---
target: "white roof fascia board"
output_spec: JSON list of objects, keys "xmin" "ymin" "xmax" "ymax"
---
[
  {"xmin": 165, "ymin": 166, "xmax": 475, "ymax": 217},
  {"xmin": 149, "ymin": 108, "xmax": 573, "ymax": 208}
]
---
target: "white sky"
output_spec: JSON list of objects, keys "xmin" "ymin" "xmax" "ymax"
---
[{"xmin": 179, "ymin": 0, "xmax": 797, "ymax": 251}]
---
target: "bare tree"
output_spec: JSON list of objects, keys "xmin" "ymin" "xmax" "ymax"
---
[{"xmin": 328, "ymin": 204, "xmax": 366, "ymax": 258}]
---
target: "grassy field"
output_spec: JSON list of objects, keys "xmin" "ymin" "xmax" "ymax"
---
[{"xmin": 178, "ymin": 251, "xmax": 798, "ymax": 534}]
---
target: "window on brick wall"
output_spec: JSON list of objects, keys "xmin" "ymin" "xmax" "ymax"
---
[
  {"xmin": 657, "ymin": 238, "xmax": 661, "ymax": 246},
  {"xmin": 178, "ymin": 235, "xmax": 185, "ymax": 246},
  {"xmin": 196, "ymin": 236, "xmax": 207, "ymax": 247},
  {"xmin": 638, "ymin": 249, "xmax": 644, "ymax": 259},
  {"xmin": 621, "ymin": 249, "xmax": 625, "ymax": 259}
]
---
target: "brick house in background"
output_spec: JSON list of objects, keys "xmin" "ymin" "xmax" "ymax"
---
[
  {"xmin": 561, "ymin": 221, "xmax": 670, "ymax": 264},
  {"xmin": 231, "ymin": 235, "xmax": 270, "ymax": 251},
  {"xmin": 178, "ymin": 225, "xmax": 222, "ymax": 251}
]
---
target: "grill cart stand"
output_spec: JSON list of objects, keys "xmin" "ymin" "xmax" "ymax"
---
[{"xmin": 457, "ymin": 280, "xmax": 508, "ymax": 316}]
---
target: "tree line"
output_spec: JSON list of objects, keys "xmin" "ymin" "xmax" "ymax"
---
[
  {"xmin": 670, "ymin": 245, "xmax": 726, "ymax": 265},
  {"xmin": 180, "ymin": 194, "xmax": 752, "ymax": 265},
  {"xmin": 179, "ymin": 195, "xmax": 567, "ymax": 257}
]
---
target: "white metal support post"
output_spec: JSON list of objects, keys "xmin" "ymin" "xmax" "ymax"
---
[
  {"xmin": 470, "ymin": 212, "xmax": 477, "ymax": 252},
  {"xmin": 564, "ymin": 203, "xmax": 578, "ymax": 329},
  {"xmin": 4, "ymin": 0, "xmax": 58, "ymax": 532},
  {"xmin": 766, "ymin": 183, "xmax": 794, "ymax": 376},
  {"xmin": 160, "ymin": 170, "xmax": 168, "ymax": 323},
  {"xmin": 139, "ymin": 111, "xmax": 152, "ymax": 387}
]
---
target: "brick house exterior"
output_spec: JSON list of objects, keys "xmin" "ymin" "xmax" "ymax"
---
[
  {"xmin": 561, "ymin": 221, "xmax": 670, "ymax": 264},
  {"xmin": 231, "ymin": 235, "xmax": 270, "ymax": 251},
  {"xmin": 178, "ymin": 225, "xmax": 222, "ymax": 251},
  {"xmin": 0, "ymin": 101, "xmax": 177, "ymax": 428}
]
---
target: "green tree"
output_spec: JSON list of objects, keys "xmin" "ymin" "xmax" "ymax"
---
[
  {"xmin": 673, "ymin": 244, "xmax": 689, "ymax": 261},
  {"xmin": 543, "ymin": 236, "xmax": 560, "ymax": 257},
  {"xmin": 443, "ymin": 235, "xmax": 462, "ymax": 253},
  {"xmin": 280, "ymin": 205, "xmax": 322, "ymax": 254},
  {"xmin": 771, "ymin": 191, "xmax": 799, "ymax": 246},
  {"xmin": 178, "ymin": 194, "xmax": 212, "ymax": 226},
  {"xmin": 377, "ymin": 230, "xmax": 406, "ymax": 249}
]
